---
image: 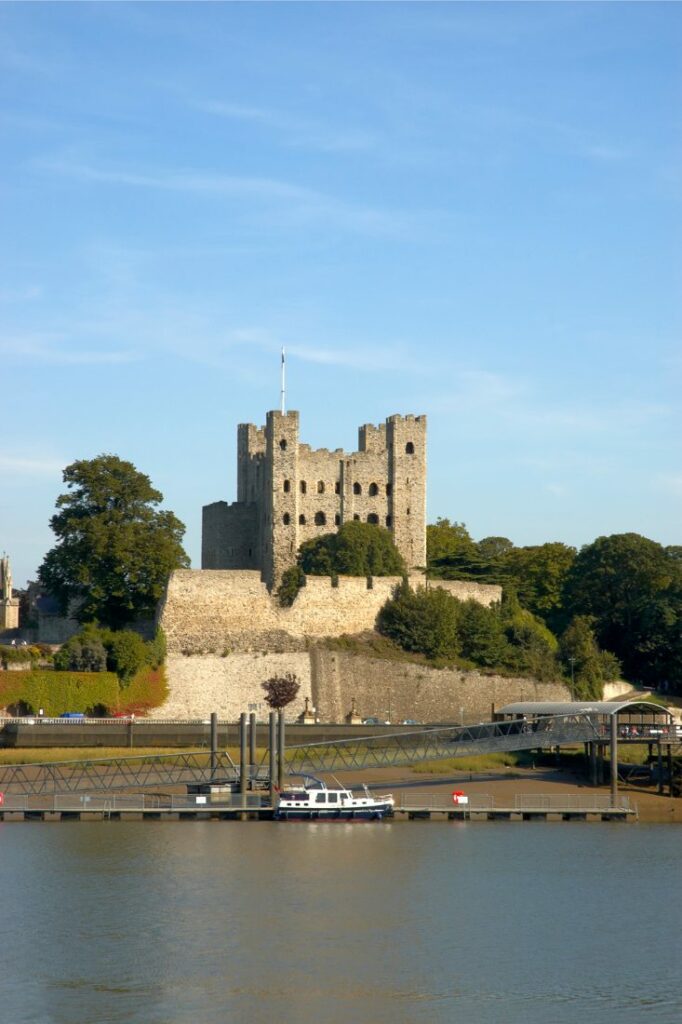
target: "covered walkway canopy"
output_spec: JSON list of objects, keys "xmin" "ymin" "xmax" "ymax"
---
[{"xmin": 497, "ymin": 700, "xmax": 675, "ymax": 739}]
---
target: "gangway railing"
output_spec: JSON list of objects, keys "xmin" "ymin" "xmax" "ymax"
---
[
  {"xmin": 0, "ymin": 749, "xmax": 241, "ymax": 796},
  {"xmin": 282, "ymin": 713, "xmax": 602, "ymax": 773}
]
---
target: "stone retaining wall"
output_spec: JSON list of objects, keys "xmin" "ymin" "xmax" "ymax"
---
[{"xmin": 158, "ymin": 648, "xmax": 569, "ymax": 723}]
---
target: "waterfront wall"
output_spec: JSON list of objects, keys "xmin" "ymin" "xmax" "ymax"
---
[{"xmin": 158, "ymin": 649, "xmax": 570, "ymax": 723}]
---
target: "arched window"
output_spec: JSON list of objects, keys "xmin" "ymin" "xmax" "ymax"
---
[
  {"xmin": 367, "ymin": 513, "xmax": 379, "ymax": 525},
  {"xmin": 386, "ymin": 515, "xmax": 392, "ymax": 527},
  {"xmin": 334, "ymin": 514, "xmax": 341, "ymax": 526},
  {"xmin": 317, "ymin": 481, "xmax": 325, "ymax": 494},
  {"xmin": 282, "ymin": 513, "xmax": 290, "ymax": 525},
  {"xmin": 386, "ymin": 483, "xmax": 392, "ymax": 496},
  {"xmin": 334, "ymin": 481, "xmax": 340, "ymax": 494},
  {"xmin": 369, "ymin": 482, "xmax": 379, "ymax": 497},
  {"xmin": 299, "ymin": 514, "xmax": 306, "ymax": 525},
  {"xmin": 353, "ymin": 514, "xmax": 360, "ymax": 521},
  {"xmin": 406, "ymin": 507, "xmax": 411, "ymax": 516},
  {"xmin": 314, "ymin": 511, "xmax": 326, "ymax": 526},
  {"xmin": 405, "ymin": 442, "xmax": 414, "ymax": 454},
  {"xmin": 283, "ymin": 479, "xmax": 291, "ymax": 493},
  {"xmin": 280, "ymin": 439, "xmax": 287, "ymax": 451},
  {"xmin": 353, "ymin": 482, "xmax": 362, "ymax": 495},
  {"xmin": 300, "ymin": 480, "xmax": 307, "ymax": 494}
]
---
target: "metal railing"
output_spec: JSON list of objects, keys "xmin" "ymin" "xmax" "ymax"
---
[
  {"xmin": 282, "ymin": 713, "xmax": 603, "ymax": 773},
  {"xmin": 397, "ymin": 792, "xmax": 632, "ymax": 813},
  {"xmin": 0, "ymin": 749, "xmax": 241, "ymax": 796}
]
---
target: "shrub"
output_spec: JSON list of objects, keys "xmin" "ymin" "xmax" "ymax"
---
[
  {"xmin": 262, "ymin": 672, "xmax": 301, "ymax": 709},
  {"xmin": 278, "ymin": 565, "xmax": 306, "ymax": 607},
  {"xmin": 0, "ymin": 669, "xmax": 119, "ymax": 716},
  {"xmin": 107, "ymin": 631, "xmax": 149, "ymax": 683},
  {"xmin": 378, "ymin": 582, "xmax": 460, "ymax": 660},
  {"xmin": 299, "ymin": 521, "xmax": 406, "ymax": 578}
]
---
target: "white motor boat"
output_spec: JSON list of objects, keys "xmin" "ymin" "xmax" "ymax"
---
[{"xmin": 274, "ymin": 775, "xmax": 394, "ymax": 821}]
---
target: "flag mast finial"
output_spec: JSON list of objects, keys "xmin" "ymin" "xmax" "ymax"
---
[{"xmin": 280, "ymin": 347, "xmax": 286, "ymax": 415}]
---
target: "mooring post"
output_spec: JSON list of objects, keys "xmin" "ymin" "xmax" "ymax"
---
[
  {"xmin": 667, "ymin": 743, "xmax": 674, "ymax": 797},
  {"xmin": 585, "ymin": 741, "xmax": 593, "ymax": 786},
  {"xmin": 277, "ymin": 709, "xmax": 285, "ymax": 790},
  {"xmin": 240, "ymin": 712, "xmax": 248, "ymax": 812},
  {"xmin": 269, "ymin": 711, "xmax": 277, "ymax": 806},
  {"xmin": 610, "ymin": 714, "xmax": 618, "ymax": 807},
  {"xmin": 210, "ymin": 712, "xmax": 218, "ymax": 780},
  {"xmin": 657, "ymin": 741, "xmax": 664, "ymax": 795},
  {"xmin": 128, "ymin": 716, "xmax": 134, "ymax": 749},
  {"xmin": 249, "ymin": 712, "xmax": 257, "ymax": 790}
]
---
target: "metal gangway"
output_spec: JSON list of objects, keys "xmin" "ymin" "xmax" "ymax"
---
[
  {"xmin": 279, "ymin": 712, "xmax": 601, "ymax": 774},
  {"xmin": 0, "ymin": 750, "xmax": 243, "ymax": 797},
  {"xmin": 0, "ymin": 713, "xmax": 602, "ymax": 797}
]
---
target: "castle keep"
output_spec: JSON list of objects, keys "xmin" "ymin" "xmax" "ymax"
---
[{"xmin": 202, "ymin": 410, "xmax": 427, "ymax": 586}]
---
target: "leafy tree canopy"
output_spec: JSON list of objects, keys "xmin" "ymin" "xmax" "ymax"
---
[
  {"xmin": 559, "ymin": 615, "xmax": 621, "ymax": 700},
  {"xmin": 378, "ymin": 582, "xmax": 460, "ymax": 660},
  {"xmin": 504, "ymin": 542, "xmax": 576, "ymax": 629},
  {"xmin": 299, "ymin": 521, "xmax": 405, "ymax": 578},
  {"xmin": 39, "ymin": 455, "xmax": 189, "ymax": 629},
  {"xmin": 563, "ymin": 533, "xmax": 681, "ymax": 686}
]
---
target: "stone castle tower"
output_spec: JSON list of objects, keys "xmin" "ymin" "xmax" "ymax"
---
[{"xmin": 202, "ymin": 410, "xmax": 427, "ymax": 587}]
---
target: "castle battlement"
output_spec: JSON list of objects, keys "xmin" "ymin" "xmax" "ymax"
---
[{"xmin": 202, "ymin": 408, "xmax": 427, "ymax": 588}]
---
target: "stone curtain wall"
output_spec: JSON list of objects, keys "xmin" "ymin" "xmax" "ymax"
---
[
  {"xmin": 158, "ymin": 648, "xmax": 569, "ymax": 722},
  {"xmin": 158, "ymin": 569, "xmax": 502, "ymax": 654}
]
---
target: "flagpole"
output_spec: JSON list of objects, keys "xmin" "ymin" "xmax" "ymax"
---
[{"xmin": 280, "ymin": 347, "xmax": 286, "ymax": 415}]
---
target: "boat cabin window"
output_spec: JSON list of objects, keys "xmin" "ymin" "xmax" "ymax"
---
[
  {"xmin": 328, "ymin": 793, "xmax": 338, "ymax": 803},
  {"xmin": 315, "ymin": 792, "xmax": 326, "ymax": 803}
]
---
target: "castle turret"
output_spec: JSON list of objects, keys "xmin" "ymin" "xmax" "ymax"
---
[
  {"xmin": 264, "ymin": 410, "xmax": 300, "ymax": 588},
  {"xmin": 386, "ymin": 414, "xmax": 427, "ymax": 571}
]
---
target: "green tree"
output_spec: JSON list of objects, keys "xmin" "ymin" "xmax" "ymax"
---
[
  {"xmin": 39, "ymin": 455, "xmax": 189, "ymax": 629},
  {"xmin": 499, "ymin": 589, "xmax": 562, "ymax": 682},
  {"xmin": 457, "ymin": 600, "xmax": 509, "ymax": 667},
  {"xmin": 378, "ymin": 582, "xmax": 460, "ymax": 660},
  {"xmin": 563, "ymin": 533, "xmax": 681, "ymax": 686},
  {"xmin": 559, "ymin": 615, "xmax": 621, "ymax": 700},
  {"xmin": 298, "ymin": 521, "xmax": 405, "ymax": 578},
  {"xmin": 54, "ymin": 623, "xmax": 107, "ymax": 672},
  {"xmin": 504, "ymin": 542, "xmax": 576, "ymax": 629},
  {"xmin": 107, "ymin": 630, "xmax": 149, "ymax": 683}
]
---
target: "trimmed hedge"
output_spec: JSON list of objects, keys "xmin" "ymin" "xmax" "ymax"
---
[
  {"xmin": 0, "ymin": 665, "xmax": 168, "ymax": 717},
  {"xmin": 0, "ymin": 670, "xmax": 119, "ymax": 716}
]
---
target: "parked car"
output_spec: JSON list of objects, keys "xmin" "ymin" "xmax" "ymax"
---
[
  {"xmin": 362, "ymin": 717, "xmax": 390, "ymax": 726},
  {"xmin": 400, "ymin": 719, "xmax": 420, "ymax": 726},
  {"xmin": 59, "ymin": 712, "xmax": 86, "ymax": 719}
]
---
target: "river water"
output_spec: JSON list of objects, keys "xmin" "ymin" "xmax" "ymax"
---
[{"xmin": 1, "ymin": 822, "xmax": 680, "ymax": 1024}]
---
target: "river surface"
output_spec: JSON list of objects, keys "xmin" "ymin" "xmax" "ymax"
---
[{"xmin": 0, "ymin": 822, "xmax": 680, "ymax": 1024}]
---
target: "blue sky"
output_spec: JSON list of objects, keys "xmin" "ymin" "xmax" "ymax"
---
[{"xmin": 1, "ymin": 3, "xmax": 680, "ymax": 586}]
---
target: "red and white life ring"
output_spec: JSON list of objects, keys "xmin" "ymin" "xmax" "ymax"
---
[{"xmin": 452, "ymin": 790, "xmax": 467, "ymax": 805}]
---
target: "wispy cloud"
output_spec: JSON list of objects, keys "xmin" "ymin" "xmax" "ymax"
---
[
  {"xmin": 0, "ymin": 333, "xmax": 142, "ymax": 365},
  {"xmin": 0, "ymin": 454, "xmax": 64, "ymax": 477},
  {"xmin": 36, "ymin": 158, "xmax": 415, "ymax": 236},
  {"xmin": 197, "ymin": 99, "xmax": 378, "ymax": 153}
]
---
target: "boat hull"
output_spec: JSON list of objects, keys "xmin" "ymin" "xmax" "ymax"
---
[{"xmin": 274, "ymin": 803, "xmax": 393, "ymax": 822}]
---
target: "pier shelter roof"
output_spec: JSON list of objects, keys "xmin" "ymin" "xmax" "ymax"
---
[{"xmin": 497, "ymin": 700, "xmax": 672, "ymax": 722}]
